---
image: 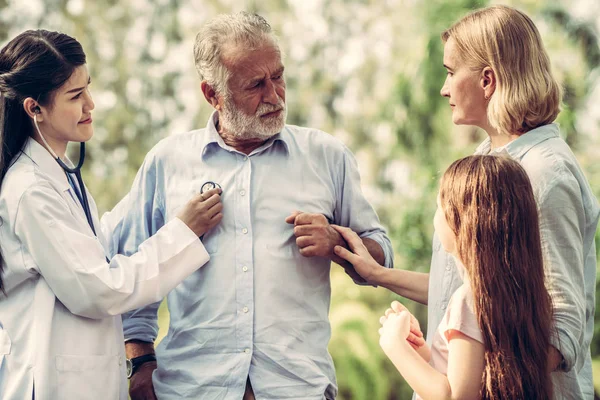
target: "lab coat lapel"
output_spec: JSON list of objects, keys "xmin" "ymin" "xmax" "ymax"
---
[{"xmin": 23, "ymin": 138, "xmax": 95, "ymax": 234}]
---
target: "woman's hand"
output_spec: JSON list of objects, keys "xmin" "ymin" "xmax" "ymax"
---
[
  {"xmin": 177, "ymin": 188, "xmax": 223, "ymax": 237},
  {"xmin": 331, "ymin": 225, "xmax": 384, "ymax": 282}
]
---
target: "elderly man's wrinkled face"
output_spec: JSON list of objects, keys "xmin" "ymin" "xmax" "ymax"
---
[{"xmin": 217, "ymin": 41, "xmax": 287, "ymax": 140}]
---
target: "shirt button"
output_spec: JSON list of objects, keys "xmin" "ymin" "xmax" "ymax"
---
[
  {"xmin": 244, "ymin": 348, "xmax": 250, "ymax": 354},
  {"xmin": 445, "ymin": 265, "xmax": 451, "ymax": 271},
  {"xmin": 242, "ymin": 266, "xmax": 248, "ymax": 272},
  {"xmin": 242, "ymin": 306, "xmax": 249, "ymax": 313},
  {"xmin": 242, "ymin": 228, "xmax": 248, "ymax": 234},
  {"xmin": 240, "ymin": 189, "xmax": 246, "ymax": 196},
  {"xmin": 243, "ymin": 156, "xmax": 248, "ymax": 161},
  {"xmin": 118, "ymin": 358, "xmax": 123, "ymax": 366},
  {"xmin": 442, "ymin": 303, "xmax": 447, "ymax": 310}
]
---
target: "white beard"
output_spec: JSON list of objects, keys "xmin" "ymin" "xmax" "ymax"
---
[{"xmin": 218, "ymin": 95, "xmax": 287, "ymax": 141}]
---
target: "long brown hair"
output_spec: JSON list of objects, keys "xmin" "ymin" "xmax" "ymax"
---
[{"xmin": 439, "ymin": 155, "xmax": 553, "ymax": 399}]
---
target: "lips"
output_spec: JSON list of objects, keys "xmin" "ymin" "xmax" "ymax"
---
[
  {"xmin": 261, "ymin": 109, "xmax": 282, "ymax": 118},
  {"xmin": 79, "ymin": 116, "xmax": 92, "ymax": 124}
]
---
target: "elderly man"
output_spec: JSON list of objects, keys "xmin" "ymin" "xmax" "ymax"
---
[{"xmin": 113, "ymin": 12, "xmax": 395, "ymax": 400}]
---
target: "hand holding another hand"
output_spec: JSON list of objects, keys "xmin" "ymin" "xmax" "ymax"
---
[{"xmin": 378, "ymin": 301, "xmax": 425, "ymax": 354}]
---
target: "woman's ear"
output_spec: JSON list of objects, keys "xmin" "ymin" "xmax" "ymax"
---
[
  {"xmin": 23, "ymin": 97, "xmax": 43, "ymax": 121},
  {"xmin": 481, "ymin": 67, "xmax": 496, "ymax": 100}
]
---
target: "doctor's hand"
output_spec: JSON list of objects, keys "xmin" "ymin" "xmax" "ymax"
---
[
  {"xmin": 331, "ymin": 225, "xmax": 385, "ymax": 282},
  {"xmin": 285, "ymin": 211, "xmax": 345, "ymax": 261},
  {"xmin": 177, "ymin": 188, "xmax": 223, "ymax": 237},
  {"xmin": 129, "ymin": 361, "xmax": 158, "ymax": 400},
  {"xmin": 380, "ymin": 301, "xmax": 425, "ymax": 350}
]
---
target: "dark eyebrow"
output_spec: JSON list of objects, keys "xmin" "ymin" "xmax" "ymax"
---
[
  {"xmin": 65, "ymin": 76, "xmax": 92, "ymax": 94},
  {"xmin": 443, "ymin": 64, "xmax": 453, "ymax": 70}
]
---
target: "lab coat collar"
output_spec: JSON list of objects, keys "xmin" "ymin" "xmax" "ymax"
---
[{"xmin": 23, "ymin": 137, "xmax": 71, "ymax": 192}]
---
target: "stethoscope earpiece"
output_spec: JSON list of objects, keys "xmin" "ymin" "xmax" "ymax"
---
[{"xmin": 32, "ymin": 109, "xmax": 95, "ymax": 234}]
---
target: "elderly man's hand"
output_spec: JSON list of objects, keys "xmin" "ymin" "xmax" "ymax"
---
[
  {"xmin": 285, "ymin": 211, "xmax": 345, "ymax": 260},
  {"xmin": 129, "ymin": 361, "xmax": 158, "ymax": 400}
]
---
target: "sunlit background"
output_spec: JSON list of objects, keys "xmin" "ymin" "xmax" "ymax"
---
[{"xmin": 1, "ymin": 0, "xmax": 599, "ymax": 398}]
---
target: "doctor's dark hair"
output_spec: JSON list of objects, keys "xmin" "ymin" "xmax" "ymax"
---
[{"xmin": 0, "ymin": 30, "xmax": 86, "ymax": 292}]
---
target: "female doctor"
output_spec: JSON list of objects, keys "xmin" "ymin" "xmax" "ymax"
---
[{"xmin": 0, "ymin": 30, "xmax": 223, "ymax": 399}]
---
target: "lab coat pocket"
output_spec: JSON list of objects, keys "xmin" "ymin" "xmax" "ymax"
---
[
  {"xmin": 55, "ymin": 354, "xmax": 120, "ymax": 400},
  {"xmin": 0, "ymin": 329, "xmax": 11, "ymax": 366}
]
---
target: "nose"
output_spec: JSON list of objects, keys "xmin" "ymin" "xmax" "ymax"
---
[
  {"xmin": 440, "ymin": 76, "xmax": 450, "ymax": 98},
  {"xmin": 84, "ymin": 88, "xmax": 95, "ymax": 111},
  {"xmin": 262, "ymin": 79, "xmax": 281, "ymax": 105}
]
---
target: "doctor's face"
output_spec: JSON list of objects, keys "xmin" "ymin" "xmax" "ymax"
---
[
  {"xmin": 216, "ymin": 41, "xmax": 287, "ymax": 140},
  {"xmin": 36, "ymin": 65, "xmax": 95, "ymax": 148}
]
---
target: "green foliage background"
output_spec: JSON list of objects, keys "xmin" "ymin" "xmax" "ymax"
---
[{"xmin": 1, "ymin": 0, "xmax": 599, "ymax": 398}]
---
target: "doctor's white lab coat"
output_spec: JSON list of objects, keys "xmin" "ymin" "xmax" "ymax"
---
[{"xmin": 0, "ymin": 138, "xmax": 209, "ymax": 399}]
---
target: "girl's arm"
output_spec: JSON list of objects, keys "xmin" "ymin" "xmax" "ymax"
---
[{"xmin": 381, "ymin": 312, "xmax": 484, "ymax": 400}]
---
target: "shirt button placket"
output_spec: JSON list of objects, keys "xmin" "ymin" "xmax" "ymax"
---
[{"xmin": 235, "ymin": 153, "xmax": 254, "ymax": 361}]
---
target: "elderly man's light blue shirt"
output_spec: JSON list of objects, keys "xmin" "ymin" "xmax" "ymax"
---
[
  {"xmin": 108, "ymin": 112, "xmax": 393, "ymax": 400},
  {"xmin": 426, "ymin": 124, "xmax": 600, "ymax": 399}
]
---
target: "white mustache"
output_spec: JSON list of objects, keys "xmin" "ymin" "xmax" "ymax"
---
[{"xmin": 256, "ymin": 101, "xmax": 285, "ymax": 116}]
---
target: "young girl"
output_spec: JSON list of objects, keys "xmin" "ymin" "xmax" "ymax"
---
[
  {"xmin": 0, "ymin": 30, "xmax": 223, "ymax": 399},
  {"xmin": 334, "ymin": 155, "xmax": 554, "ymax": 399}
]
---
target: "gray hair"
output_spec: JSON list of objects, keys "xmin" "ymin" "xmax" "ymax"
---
[{"xmin": 193, "ymin": 12, "xmax": 279, "ymax": 96}]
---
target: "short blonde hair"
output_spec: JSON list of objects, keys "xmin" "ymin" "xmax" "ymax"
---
[{"xmin": 442, "ymin": 5, "xmax": 562, "ymax": 135}]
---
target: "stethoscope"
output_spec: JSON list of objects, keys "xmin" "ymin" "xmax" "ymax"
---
[
  {"xmin": 34, "ymin": 111, "xmax": 97, "ymax": 235},
  {"xmin": 200, "ymin": 181, "xmax": 222, "ymax": 195}
]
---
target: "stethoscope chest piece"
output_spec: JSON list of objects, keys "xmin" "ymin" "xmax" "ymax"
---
[{"xmin": 201, "ymin": 181, "xmax": 222, "ymax": 194}]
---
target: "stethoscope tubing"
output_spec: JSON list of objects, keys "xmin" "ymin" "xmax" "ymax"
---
[{"xmin": 34, "ymin": 115, "xmax": 97, "ymax": 235}]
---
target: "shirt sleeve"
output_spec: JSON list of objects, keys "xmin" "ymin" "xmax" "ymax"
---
[
  {"xmin": 538, "ymin": 175, "xmax": 586, "ymax": 372},
  {"xmin": 443, "ymin": 286, "xmax": 483, "ymax": 344},
  {"xmin": 14, "ymin": 180, "xmax": 209, "ymax": 321},
  {"xmin": 334, "ymin": 145, "xmax": 394, "ymax": 282},
  {"xmin": 102, "ymin": 154, "xmax": 171, "ymax": 342}
]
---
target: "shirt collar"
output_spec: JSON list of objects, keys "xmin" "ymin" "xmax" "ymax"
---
[
  {"xmin": 200, "ymin": 111, "xmax": 290, "ymax": 160},
  {"xmin": 23, "ymin": 137, "xmax": 71, "ymax": 191},
  {"xmin": 474, "ymin": 123, "xmax": 560, "ymax": 159}
]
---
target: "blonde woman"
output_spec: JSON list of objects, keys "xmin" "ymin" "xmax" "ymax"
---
[{"xmin": 334, "ymin": 5, "xmax": 600, "ymax": 398}]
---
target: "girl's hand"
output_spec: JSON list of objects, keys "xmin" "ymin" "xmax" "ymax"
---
[
  {"xmin": 379, "ymin": 310, "xmax": 412, "ymax": 355},
  {"xmin": 331, "ymin": 225, "xmax": 384, "ymax": 282},
  {"xmin": 381, "ymin": 301, "xmax": 425, "ymax": 349}
]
